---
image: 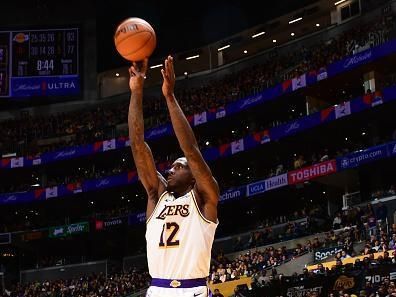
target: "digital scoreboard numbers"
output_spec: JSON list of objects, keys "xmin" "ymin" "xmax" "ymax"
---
[
  {"xmin": 0, "ymin": 32, "xmax": 10, "ymax": 96},
  {"xmin": 0, "ymin": 28, "xmax": 80, "ymax": 98},
  {"xmin": 12, "ymin": 29, "xmax": 78, "ymax": 77}
]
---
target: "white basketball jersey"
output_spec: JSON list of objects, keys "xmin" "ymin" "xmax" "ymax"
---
[{"xmin": 146, "ymin": 190, "xmax": 218, "ymax": 280}]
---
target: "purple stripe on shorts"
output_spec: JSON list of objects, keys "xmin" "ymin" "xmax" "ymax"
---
[{"xmin": 151, "ymin": 277, "xmax": 207, "ymax": 288}]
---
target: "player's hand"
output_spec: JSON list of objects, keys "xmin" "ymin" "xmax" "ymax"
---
[
  {"xmin": 161, "ymin": 55, "xmax": 176, "ymax": 99},
  {"xmin": 129, "ymin": 59, "xmax": 148, "ymax": 92}
]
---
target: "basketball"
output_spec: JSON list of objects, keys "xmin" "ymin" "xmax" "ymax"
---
[{"xmin": 114, "ymin": 17, "xmax": 156, "ymax": 62}]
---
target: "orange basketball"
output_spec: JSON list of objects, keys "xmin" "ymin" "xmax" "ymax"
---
[{"xmin": 114, "ymin": 17, "xmax": 156, "ymax": 62}]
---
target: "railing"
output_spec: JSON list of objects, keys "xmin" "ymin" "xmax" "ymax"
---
[{"xmin": 20, "ymin": 260, "xmax": 107, "ymax": 284}]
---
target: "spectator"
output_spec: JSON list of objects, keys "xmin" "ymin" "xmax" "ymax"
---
[
  {"xmin": 367, "ymin": 210, "xmax": 377, "ymax": 236},
  {"xmin": 333, "ymin": 213, "xmax": 342, "ymax": 229},
  {"xmin": 340, "ymin": 250, "xmax": 351, "ymax": 260},
  {"xmin": 376, "ymin": 201, "xmax": 388, "ymax": 223},
  {"xmin": 213, "ymin": 288, "xmax": 225, "ymax": 297}
]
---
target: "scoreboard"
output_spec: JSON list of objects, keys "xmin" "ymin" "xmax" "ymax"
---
[{"xmin": 0, "ymin": 28, "xmax": 80, "ymax": 98}]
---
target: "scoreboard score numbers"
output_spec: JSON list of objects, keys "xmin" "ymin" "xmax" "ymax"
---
[{"xmin": 0, "ymin": 28, "xmax": 80, "ymax": 98}]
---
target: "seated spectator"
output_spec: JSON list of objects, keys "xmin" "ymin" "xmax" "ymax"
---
[
  {"xmin": 293, "ymin": 155, "xmax": 306, "ymax": 169},
  {"xmin": 389, "ymin": 234, "xmax": 396, "ymax": 249},
  {"xmin": 340, "ymin": 250, "xmax": 351, "ymax": 260},
  {"xmin": 213, "ymin": 288, "xmax": 225, "ymax": 297}
]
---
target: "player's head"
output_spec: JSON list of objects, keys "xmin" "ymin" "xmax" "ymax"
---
[{"xmin": 166, "ymin": 157, "xmax": 195, "ymax": 193}]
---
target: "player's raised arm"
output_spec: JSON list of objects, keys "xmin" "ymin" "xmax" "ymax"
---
[
  {"xmin": 128, "ymin": 59, "xmax": 166, "ymax": 217},
  {"xmin": 161, "ymin": 56, "xmax": 219, "ymax": 221}
]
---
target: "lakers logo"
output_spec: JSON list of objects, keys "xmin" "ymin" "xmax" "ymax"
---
[
  {"xmin": 13, "ymin": 33, "xmax": 29, "ymax": 43},
  {"xmin": 333, "ymin": 275, "xmax": 355, "ymax": 290},
  {"xmin": 170, "ymin": 280, "xmax": 181, "ymax": 288},
  {"xmin": 156, "ymin": 204, "xmax": 190, "ymax": 220}
]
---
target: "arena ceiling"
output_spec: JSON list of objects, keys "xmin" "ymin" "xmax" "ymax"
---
[
  {"xmin": 0, "ymin": 0, "xmax": 321, "ymax": 71},
  {"xmin": 96, "ymin": 0, "xmax": 320, "ymax": 71}
]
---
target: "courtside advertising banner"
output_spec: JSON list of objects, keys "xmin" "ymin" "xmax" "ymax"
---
[
  {"xmin": 337, "ymin": 144, "xmax": 388, "ymax": 170},
  {"xmin": 247, "ymin": 180, "xmax": 266, "ymax": 197},
  {"xmin": 49, "ymin": 222, "xmax": 89, "ymax": 238},
  {"xmin": 288, "ymin": 160, "xmax": 337, "ymax": 185},
  {"xmin": 314, "ymin": 245, "xmax": 344, "ymax": 262},
  {"xmin": 219, "ymin": 186, "xmax": 246, "ymax": 203},
  {"xmin": 95, "ymin": 217, "xmax": 126, "ymax": 231},
  {"xmin": 264, "ymin": 173, "xmax": 288, "ymax": 191}
]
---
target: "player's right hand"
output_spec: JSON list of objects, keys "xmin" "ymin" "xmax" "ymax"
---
[{"xmin": 129, "ymin": 59, "xmax": 148, "ymax": 92}]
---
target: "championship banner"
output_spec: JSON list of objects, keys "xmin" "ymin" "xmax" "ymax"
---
[{"xmin": 292, "ymin": 74, "xmax": 306, "ymax": 91}]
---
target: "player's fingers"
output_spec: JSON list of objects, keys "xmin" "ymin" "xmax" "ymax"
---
[
  {"xmin": 161, "ymin": 69, "xmax": 167, "ymax": 81},
  {"xmin": 164, "ymin": 58, "xmax": 169, "ymax": 74},
  {"xmin": 168, "ymin": 56, "xmax": 175, "ymax": 77},
  {"xmin": 128, "ymin": 66, "xmax": 136, "ymax": 76},
  {"xmin": 130, "ymin": 66, "xmax": 139, "ymax": 76},
  {"xmin": 141, "ymin": 58, "xmax": 148, "ymax": 74}
]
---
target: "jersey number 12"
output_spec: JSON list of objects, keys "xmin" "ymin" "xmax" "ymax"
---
[{"xmin": 159, "ymin": 222, "xmax": 180, "ymax": 247}]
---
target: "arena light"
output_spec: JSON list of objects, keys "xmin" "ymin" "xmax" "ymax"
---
[
  {"xmin": 316, "ymin": 23, "xmax": 320, "ymax": 27},
  {"xmin": 115, "ymin": 73, "xmax": 119, "ymax": 77},
  {"xmin": 150, "ymin": 64, "xmax": 163, "ymax": 69},
  {"xmin": 289, "ymin": 17, "xmax": 302, "ymax": 24},
  {"xmin": 243, "ymin": 50, "xmax": 248, "ymax": 54},
  {"xmin": 251, "ymin": 31, "xmax": 265, "ymax": 38},
  {"xmin": 291, "ymin": 32, "xmax": 295, "ymax": 36},
  {"xmin": 334, "ymin": 0, "xmax": 346, "ymax": 5},
  {"xmin": 186, "ymin": 54, "xmax": 200, "ymax": 60},
  {"xmin": 217, "ymin": 44, "xmax": 230, "ymax": 51}
]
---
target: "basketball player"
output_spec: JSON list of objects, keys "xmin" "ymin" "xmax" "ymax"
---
[{"xmin": 128, "ymin": 55, "xmax": 219, "ymax": 297}]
